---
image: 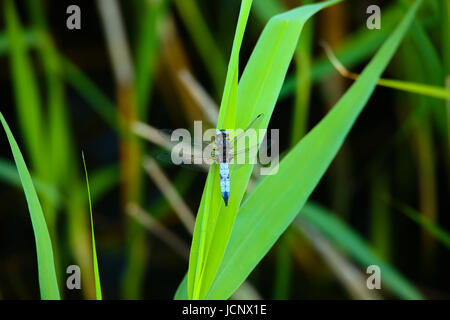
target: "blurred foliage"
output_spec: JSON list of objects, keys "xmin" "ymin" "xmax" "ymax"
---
[{"xmin": 0, "ymin": 0, "xmax": 449, "ymax": 300}]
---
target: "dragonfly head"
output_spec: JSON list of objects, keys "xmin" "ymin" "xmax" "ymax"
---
[{"xmin": 216, "ymin": 129, "xmax": 229, "ymax": 141}]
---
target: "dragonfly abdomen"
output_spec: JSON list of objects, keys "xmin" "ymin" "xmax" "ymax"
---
[
  {"xmin": 216, "ymin": 130, "xmax": 231, "ymax": 206},
  {"xmin": 219, "ymin": 162, "xmax": 230, "ymax": 206}
]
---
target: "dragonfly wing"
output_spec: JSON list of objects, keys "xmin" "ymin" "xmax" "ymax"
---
[
  {"xmin": 230, "ymin": 134, "xmax": 272, "ymax": 172},
  {"xmin": 232, "ymin": 137, "xmax": 271, "ymax": 156},
  {"xmin": 156, "ymin": 147, "xmax": 215, "ymax": 172},
  {"xmin": 229, "ymin": 114, "xmax": 266, "ymax": 159},
  {"xmin": 160, "ymin": 128, "xmax": 216, "ymax": 150},
  {"xmin": 230, "ymin": 113, "xmax": 265, "ymax": 146}
]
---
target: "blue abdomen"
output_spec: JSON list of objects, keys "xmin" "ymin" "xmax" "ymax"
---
[{"xmin": 219, "ymin": 163, "xmax": 230, "ymax": 206}]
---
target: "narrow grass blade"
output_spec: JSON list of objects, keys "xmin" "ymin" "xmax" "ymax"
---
[
  {"xmin": 323, "ymin": 41, "xmax": 450, "ymax": 101},
  {"xmin": 216, "ymin": 0, "xmax": 253, "ymax": 129},
  {"xmin": 442, "ymin": 0, "xmax": 450, "ymax": 156},
  {"xmin": 174, "ymin": 0, "xmax": 226, "ymax": 95},
  {"xmin": 370, "ymin": 172, "xmax": 391, "ymax": 262},
  {"xmin": 279, "ymin": 3, "xmax": 425, "ymax": 99},
  {"xmin": 273, "ymin": 234, "xmax": 291, "ymax": 300},
  {"xmin": 447, "ymin": 77, "xmax": 450, "ymax": 156},
  {"xmin": 0, "ymin": 31, "xmax": 36, "ymax": 56},
  {"xmin": 0, "ymin": 112, "xmax": 60, "ymax": 300},
  {"xmin": 295, "ymin": 219, "xmax": 382, "ymax": 300},
  {"xmin": 390, "ymin": 199, "xmax": 450, "ymax": 250},
  {"xmin": 290, "ymin": 0, "xmax": 314, "ymax": 145},
  {"xmin": 4, "ymin": 4, "xmax": 62, "ymax": 286},
  {"xmin": 1, "ymin": 28, "xmax": 118, "ymax": 132},
  {"xmin": 4, "ymin": 0, "xmax": 47, "ymax": 179},
  {"xmin": 82, "ymin": 152, "xmax": 103, "ymax": 300},
  {"xmin": 443, "ymin": 0, "xmax": 450, "ymax": 77},
  {"xmin": 0, "ymin": 157, "xmax": 113, "ymax": 210},
  {"xmin": 97, "ymin": 0, "xmax": 147, "ymax": 299},
  {"xmin": 397, "ymin": 35, "xmax": 439, "ymax": 262},
  {"xmin": 62, "ymin": 57, "xmax": 118, "ymax": 130},
  {"xmin": 375, "ymin": 78, "xmax": 450, "ymax": 100},
  {"xmin": 26, "ymin": 1, "xmax": 100, "ymax": 299},
  {"xmin": 298, "ymin": 203, "xmax": 422, "ymax": 299},
  {"xmin": 26, "ymin": 0, "xmax": 73, "ymax": 189},
  {"xmin": 135, "ymin": 0, "xmax": 169, "ymax": 119}
]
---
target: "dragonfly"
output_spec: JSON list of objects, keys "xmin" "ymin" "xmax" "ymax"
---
[{"xmin": 158, "ymin": 113, "xmax": 266, "ymax": 206}]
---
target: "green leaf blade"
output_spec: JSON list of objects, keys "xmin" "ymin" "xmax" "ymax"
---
[
  {"xmin": 4, "ymin": 0, "xmax": 47, "ymax": 176},
  {"xmin": 188, "ymin": 0, "xmax": 253, "ymax": 300},
  {"xmin": 82, "ymin": 153, "xmax": 103, "ymax": 300},
  {"xmin": 0, "ymin": 112, "xmax": 60, "ymax": 300},
  {"xmin": 203, "ymin": 0, "xmax": 423, "ymax": 300},
  {"xmin": 188, "ymin": 0, "xmax": 342, "ymax": 300}
]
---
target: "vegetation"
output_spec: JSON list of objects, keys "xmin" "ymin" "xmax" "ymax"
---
[{"xmin": 0, "ymin": 0, "xmax": 448, "ymax": 300}]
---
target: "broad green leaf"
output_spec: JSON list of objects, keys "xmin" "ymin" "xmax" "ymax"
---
[
  {"xmin": 174, "ymin": 274, "xmax": 189, "ymax": 300},
  {"xmin": 252, "ymin": 0, "xmax": 284, "ymax": 22},
  {"xmin": 178, "ymin": 0, "xmax": 423, "ymax": 300},
  {"xmin": 187, "ymin": 0, "xmax": 342, "ymax": 300},
  {"xmin": 82, "ymin": 153, "xmax": 103, "ymax": 300},
  {"xmin": 0, "ymin": 112, "xmax": 60, "ymax": 300}
]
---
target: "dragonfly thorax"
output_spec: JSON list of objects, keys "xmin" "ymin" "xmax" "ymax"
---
[{"xmin": 215, "ymin": 130, "xmax": 233, "ymax": 163}]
